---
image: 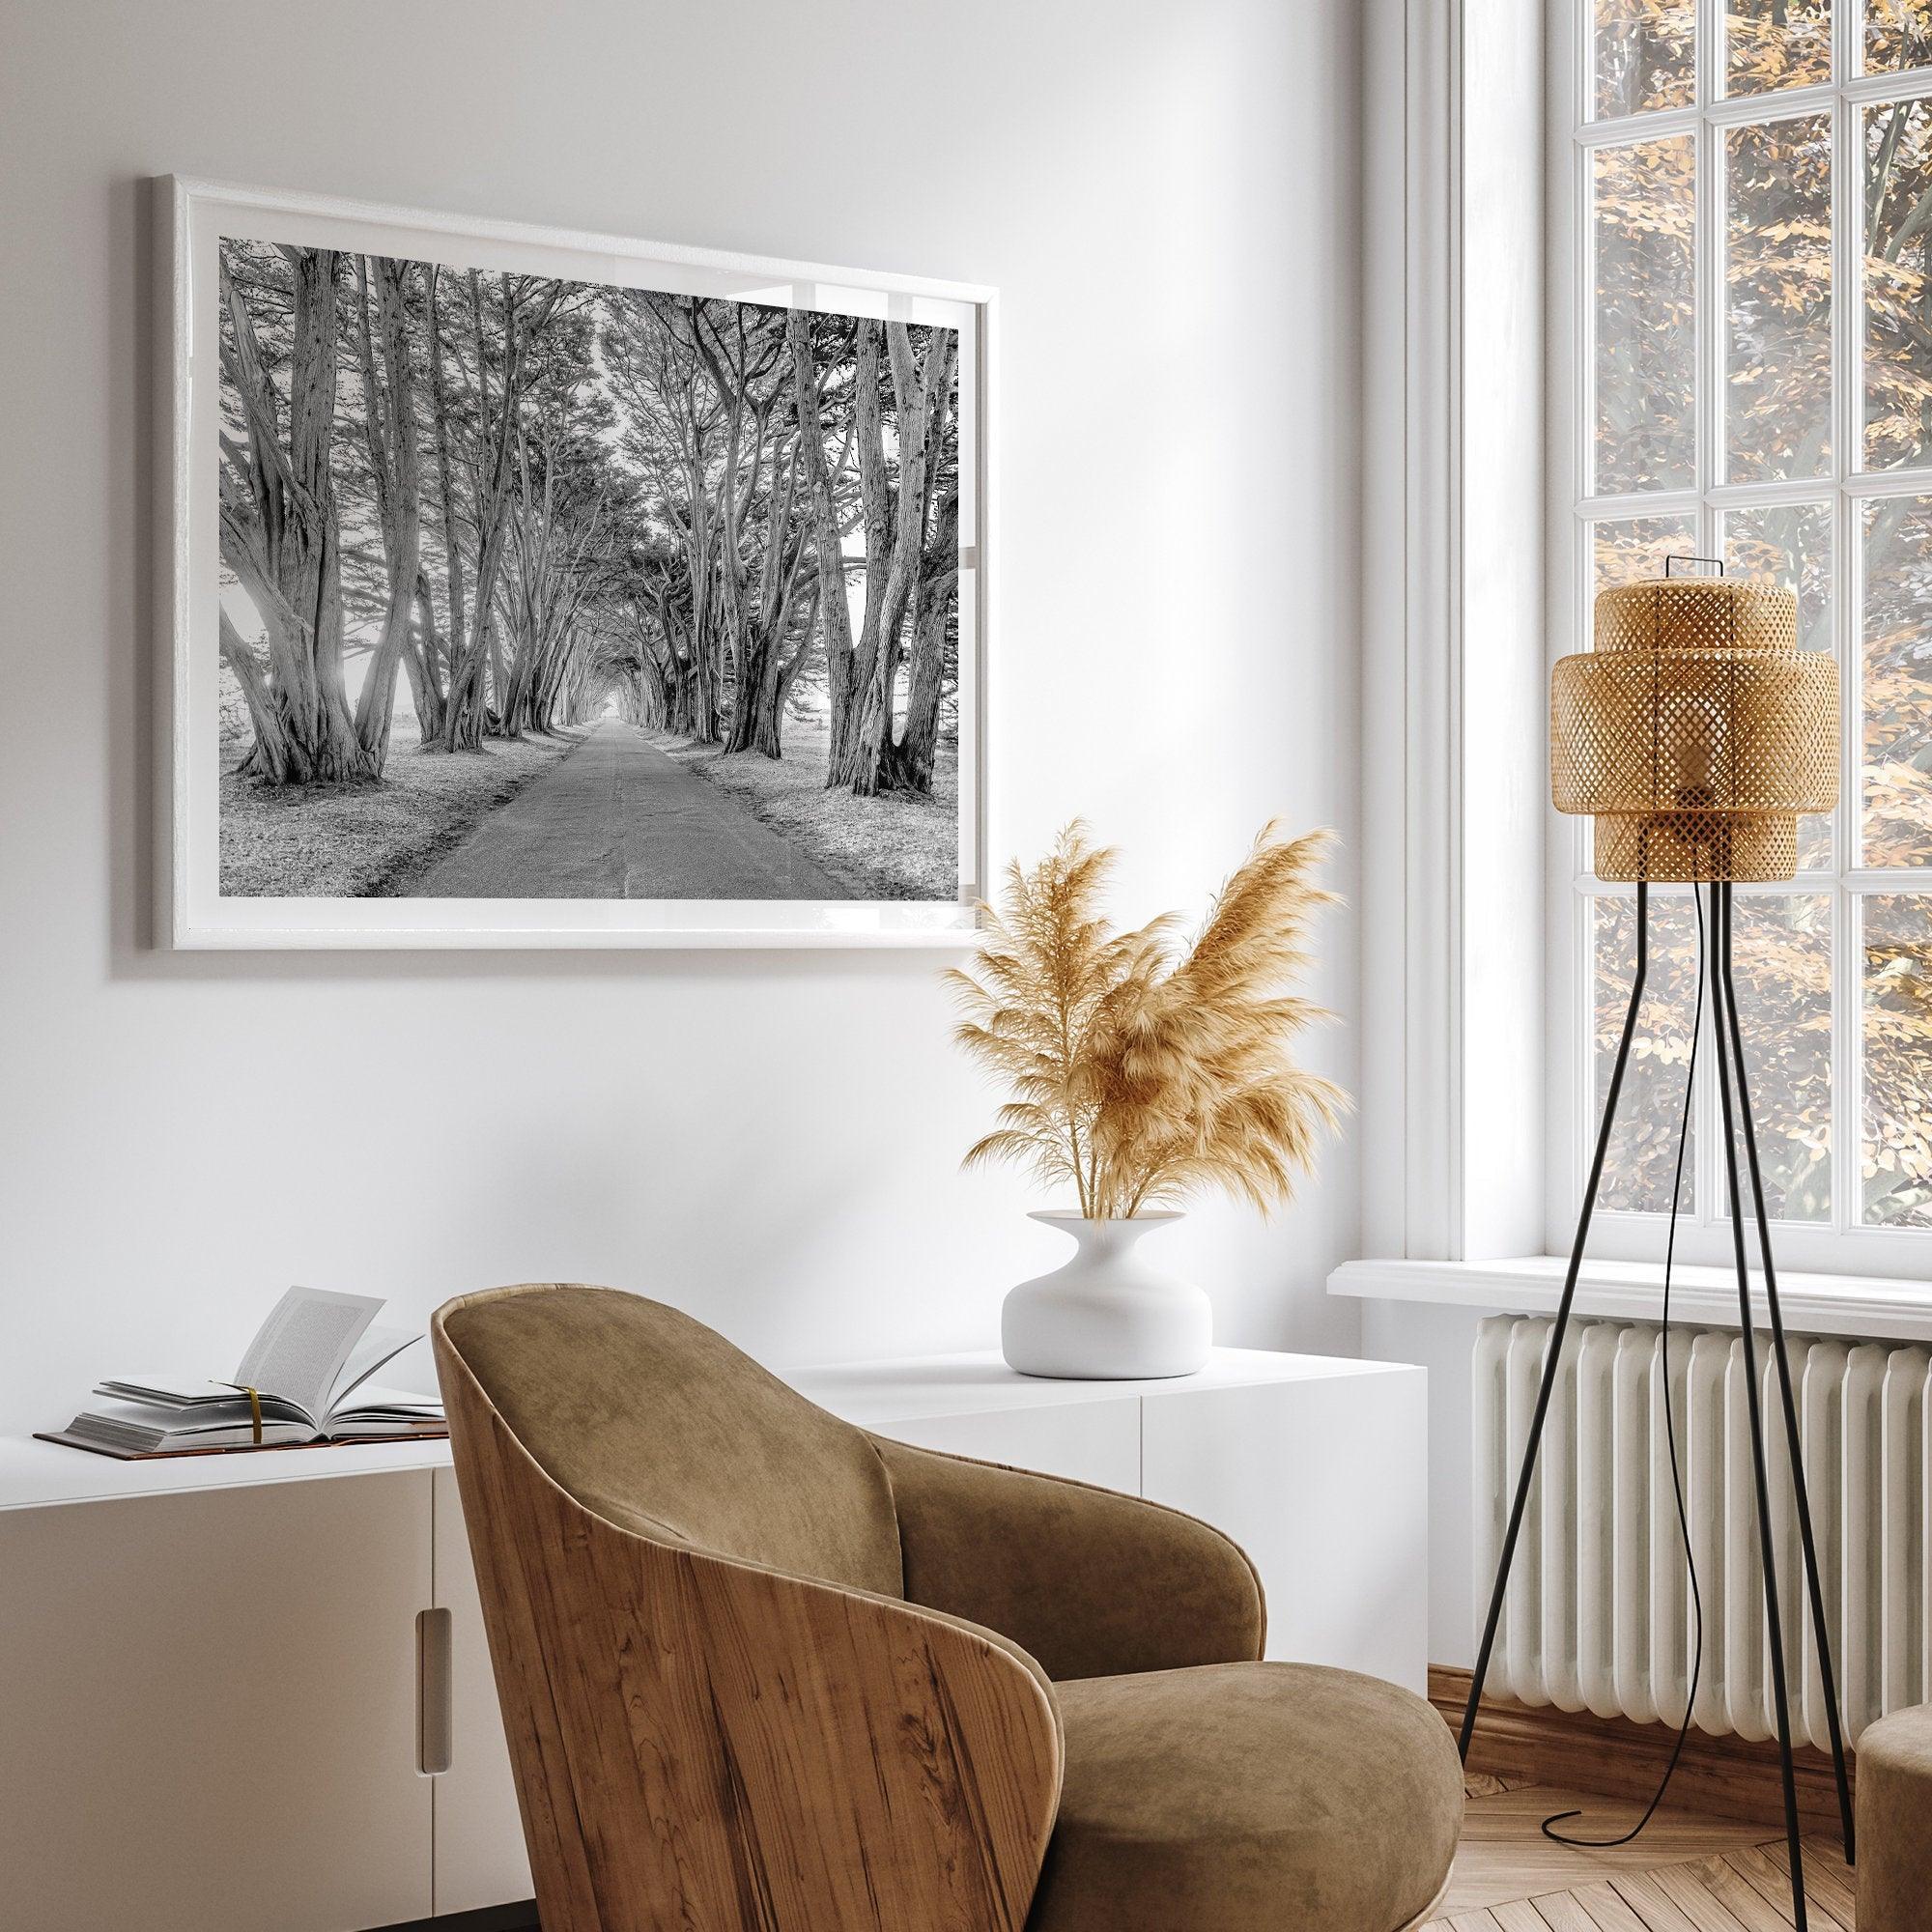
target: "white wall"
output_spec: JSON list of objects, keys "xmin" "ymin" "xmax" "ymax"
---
[{"xmin": 0, "ymin": 0, "xmax": 1364, "ymax": 1433}]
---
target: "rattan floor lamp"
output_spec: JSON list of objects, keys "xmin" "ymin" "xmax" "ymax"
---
[{"xmin": 1458, "ymin": 564, "xmax": 1855, "ymax": 1930}]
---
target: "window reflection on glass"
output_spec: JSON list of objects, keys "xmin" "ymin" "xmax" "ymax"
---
[
  {"xmin": 1861, "ymin": 495, "xmax": 1932, "ymax": 867},
  {"xmin": 1595, "ymin": 892, "xmax": 1702, "ymax": 1214},
  {"xmin": 1864, "ymin": 99, "xmax": 1932, "ymax": 471},
  {"xmin": 1593, "ymin": 516, "xmax": 1700, "ymax": 601},
  {"xmin": 1597, "ymin": 0, "xmax": 1696, "ymax": 118},
  {"xmin": 1863, "ymin": 894, "xmax": 1932, "ymax": 1227},
  {"xmin": 1726, "ymin": 894, "xmax": 1832, "ymax": 1223},
  {"xmin": 1865, "ymin": 0, "xmax": 1932, "ymax": 74},
  {"xmin": 1727, "ymin": 0, "xmax": 1832, "ymax": 94},
  {"xmin": 1596, "ymin": 138, "xmax": 1697, "ymax": 494},
  {"xmin": 1725, "ymin": 116, "xmax": 1832, "ymax": 483},
  {"xmin": 1723, "ymin": 501, "xmax": 1833, "ymax": 868}
]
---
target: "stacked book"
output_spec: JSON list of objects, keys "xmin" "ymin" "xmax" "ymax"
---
[{"xmin": 42, "ymin": 1287, "xmax": 446, "ymax": 1460}]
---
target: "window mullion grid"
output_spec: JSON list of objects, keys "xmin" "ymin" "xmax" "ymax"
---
[
  {"xmin": 1571, "ymin": 5, "xmax": 1932, "ymax": 1250},
  {"xmin": 1842, "ymin": 879, "xmax": 1863, "ymax": 1236},
  {"xmin": 1695, "ymin": 0, "xmax": 1720, "ymax": 1229},
  {"xmin": 1839, "ymin": 0, "xmax": 1863, "ymax": 105},
  {"xmin": 1577, "ymin": 876, "xmax": 1598, "ymax": 1225},
  {"xmin": 1846, "ymin": 60, "xmax": 1932, "ymax": 1235},
  {"xmin": 1573, "ymin": 15, "xmax": 1595, "ymax": 1224},
  {"xmin": 1833, "ymin": 39, "xmax": 1860, "ymax": 1241},
  {"xmin": 1575, "ymin": 469, "xmax": 1932, "ymax": 512},
  {"xmin": 1580, "ymin": 74, "xmax": 1932, "ymax": 152},
  {"xmin": 1696, "ymin": 38, "xmax": 1861, "ymax": 1237}
]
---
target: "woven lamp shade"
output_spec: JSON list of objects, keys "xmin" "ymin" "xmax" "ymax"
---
[{"xmin": 1550, "ymin": 577, "xmax": 1838, "ymax": 883}]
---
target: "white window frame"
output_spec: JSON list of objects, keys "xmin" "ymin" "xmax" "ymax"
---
[
  {"xmin": 1548, "ymin": 0, "xmax": 1932, "ymax": 1282},
  {"xmin": 1342, "ymin": 0, "xmax": 1932, "ymax": 1325}
]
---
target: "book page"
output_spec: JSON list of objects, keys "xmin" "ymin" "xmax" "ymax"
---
[
  {"xmin": 327, "ymin": 1326, "xmax": 427, "ymax": 1414},
  {"xmin": 234, "ymin": 1288, "xmax": 384, "ymax": 1425},
  {"xmin": 322, "ymin": 1383, "xmax": 445, "ymax": 1439},
  {"xmin": 93, "ymin": 1378, "xmax": 260, "ymax": 1406}
]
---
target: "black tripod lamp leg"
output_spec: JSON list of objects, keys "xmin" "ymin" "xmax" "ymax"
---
[
  {"xmin": 1710, "ymin": 884, "xmax": 1808, "ymax": 1929},
  {"xmin": 1461, "ymin": 883, "xmax": 1651, "ymax": 1762},
  {"xmin": 1716, "ymin": 887, "xmax": 1857, "ymax": 1864}
]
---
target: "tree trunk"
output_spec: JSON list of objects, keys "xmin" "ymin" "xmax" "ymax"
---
[
  {"xmin": 887, "ymin": 489, "xmax": 958, "ymax": 793},
  {"xmin": 408, "ymin": 568, "xmax": 447, "ymax": 745},
  {"xmin": 828, "ymin": 321, "xmax": 893, "ymax": 785},
  {"xmin": 219, "ymin": 609, "xmax": 294, "ymax": 782},
  {"xmin": 724, "ymin": 438, "xmax": 809, "ymax": 756},
  {"xmin": 787, "ymin": 313, "xmax": 863, "ymax": 777},
  {"xmin": 217, "ymin": 245, "xmax": 367, "ymax": 784},
  {"xmin": 440, "ymin": 274, "xmax": 555, "ymax": 751},
  {"xmin": 844, "ymin": 325, "xmax": 949, "ymax": 796},
  {"xmin": 287, "ymin": 249, "xmax": 360, "ymax": 777},
  {"xmin": 427, "ymin": 267, "xmax": 469, "ymax": 732},
  {"xmin": 760, "ymin": 576, "xmax": 824, "ymax": 759},
  {"xmin": 351, "ymin": 257, "xmax": 424, "ymax": 765}
]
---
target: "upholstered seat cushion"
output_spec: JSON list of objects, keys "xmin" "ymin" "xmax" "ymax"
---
[
  {"xmin": 1027, "ymin": 1662, "xmax": 1462, "ymax": 1932},
  {"xmin": 1858, "ymin": 1702, "xmax": 1932, "ymax": 1929}
]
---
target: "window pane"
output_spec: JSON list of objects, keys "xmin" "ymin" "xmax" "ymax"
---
[
  {"xmin": 1596, "ymin": 0, "xmax": 1695, "ymax": 118},
  {"xmin": 1596, "ymin": 137, "xmax": 1698, "ymax": 494},
  {"xmin": 1864, "ymin": 99, "xmax": 1932, "ymax": 471},
  {"xmin": 1861, "ymin": 495, "xmax": 1932, "ymax": 866},
  {"xmin": 1866, "ymin": 0, "xmax": 1932, "ymax": 73},
  {"xmin": 1595, "ymin": 892, "xmax": 1702, "ymax": 1214},
  {"xmin": 1862, "ymin": 894, "xmax": 1932, "ymax": 1226},
  {"xmin": 1727, "ymin": 894, "xmax": 1833, "ymax": 1222},
  {"xmin": 1725, "ymin": 115, "xmax": 1833, "ymax": 483},
  {"xmin": 1593, "ymin": 514, "xmax": 1700, "ymax": 598},
  {"xmin": 1723, "ymin": 501, "xmax": 1834, "ymax": 867},
  {"xmin": 1727, "ymin": 0, "xmax": 1831, "ymax": 96}
]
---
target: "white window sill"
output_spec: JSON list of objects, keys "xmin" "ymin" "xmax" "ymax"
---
[{"xmin": 1328, "ymin": 1256, "xmax": 1932, "ymax": 1346}]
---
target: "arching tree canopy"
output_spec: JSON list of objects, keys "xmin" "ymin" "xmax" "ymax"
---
[{"xmin": 217, "ymin": 242, "xmax": 962, "ymax": 799}]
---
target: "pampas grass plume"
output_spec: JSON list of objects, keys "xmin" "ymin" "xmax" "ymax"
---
[{"xmin": 948, "ymin": 821, "xmax": 1347, "ymax": 1219}]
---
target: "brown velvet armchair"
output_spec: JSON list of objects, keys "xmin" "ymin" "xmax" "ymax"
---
[{"xmin": 433, "ymin": 1283, "xmax": 1462, "ymax": 1932}]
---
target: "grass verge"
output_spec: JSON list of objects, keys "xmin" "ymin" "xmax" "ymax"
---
[
  {"xmin": 653, "ymin": 715, "xmax": 959, "ymax": 901},
  {"xmin": 219, "ymin": 728, "xmax": 584, "ymax": 897}
]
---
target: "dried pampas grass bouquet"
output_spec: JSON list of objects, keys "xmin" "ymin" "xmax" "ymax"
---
[{"xmin": 949, "ymin": 821, "xmax": 1348, "ymax": 1222}]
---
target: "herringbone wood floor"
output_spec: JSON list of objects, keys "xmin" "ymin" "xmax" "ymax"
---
[{"xmin": 1423, "ymin": 1776, "xmax": 1858, "ymax": 1929}]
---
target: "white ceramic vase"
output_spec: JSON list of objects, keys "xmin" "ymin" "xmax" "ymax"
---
[{"xmin": 1001, "ymin": 1210, "xmax": 1211, "ymax": 1379}]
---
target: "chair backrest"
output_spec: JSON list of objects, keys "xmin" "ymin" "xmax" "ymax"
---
[
  {"xmin": 432, "ymin": 1283, "xmax": 1061, "ymax": 1932},
  {"xmin": 436, "ymin": 1280, "xmax": 903, "ymax": 1595}
]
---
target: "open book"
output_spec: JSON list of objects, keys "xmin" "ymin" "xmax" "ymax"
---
[{"xmin": 41, "ymin": 1288, "xmax": 446, "ymax": 1459}]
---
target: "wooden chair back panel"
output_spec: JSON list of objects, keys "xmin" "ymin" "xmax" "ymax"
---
[{"xmin": 436, "ymin": 1319, "xmax": 1064, "ymax": 1932}]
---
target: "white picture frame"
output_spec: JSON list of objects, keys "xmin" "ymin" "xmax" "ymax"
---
[{"xmin": 157, "ymin": 175, "xmax": 993, "ymax": 949}]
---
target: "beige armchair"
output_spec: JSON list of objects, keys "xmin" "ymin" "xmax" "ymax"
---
[{"xmin": 433, "ymin": 1282, "xmax": 1461, "ymax": 1932}]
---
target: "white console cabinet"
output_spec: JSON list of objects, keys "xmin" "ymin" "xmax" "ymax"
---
[{"xmin": 0, "ymin": 1347, "xmax": 1424, "ymax": 1932}]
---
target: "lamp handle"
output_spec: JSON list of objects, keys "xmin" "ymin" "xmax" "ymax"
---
[{"xmin": 1662, "ymin": 554, "xmax": 1726, "ymax": 578}]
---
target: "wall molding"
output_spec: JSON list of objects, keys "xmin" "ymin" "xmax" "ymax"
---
[
  {"xmin": 1330, "ymin": 1252, "xmax": 1932, "ymax": 1344},
  {"xmin": 1431, "ymin": 1664, "xmax": 1856, "ymax": 1836}
]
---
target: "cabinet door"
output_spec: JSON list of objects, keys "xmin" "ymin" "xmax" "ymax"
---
[
  {"xmin": 431, "ymin": 1467, "xmax": 533, "ymax": 1916},
  {"xmin": 874, "ymin": 1398, "xmax": 1142, "ymax": 1492},
  {"xmin": 0, "ymin": 1471, "xmax": 433, "ymax": 1932},
  {"xmin": 1140, "ymin": 1370, "xmax": 1429, "ymax": 1691}
]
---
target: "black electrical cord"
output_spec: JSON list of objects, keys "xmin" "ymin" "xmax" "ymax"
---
[{"xmin": 1541, "ymin": 882, "xmax": 1708, "ymax": 1849}]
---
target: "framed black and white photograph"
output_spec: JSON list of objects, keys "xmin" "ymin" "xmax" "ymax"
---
[{"xmin": 159, "ymin": 177, "xmax": 989, "ymax": 947}]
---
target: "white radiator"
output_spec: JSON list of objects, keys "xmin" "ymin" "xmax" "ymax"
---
[{"xmin": 1472, "ymin": 1314, "xmax": 1932, "ymax": 1747}]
